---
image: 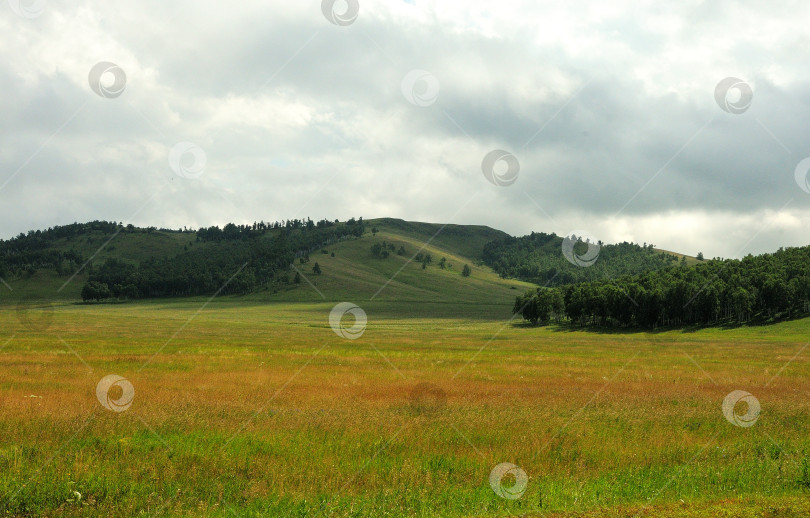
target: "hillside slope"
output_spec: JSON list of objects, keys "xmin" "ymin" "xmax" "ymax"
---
[
  {"xmin": 0, "ymin": 219, "xmax": 534, "ymax": 307},
  {"xmin": 266, "ymin": 220, "xmax": 532, "ymax": 303}
]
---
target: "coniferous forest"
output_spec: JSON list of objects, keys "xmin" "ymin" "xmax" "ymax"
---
[
  {"xmin": 0, "ymin": 218, "xmax": 365, "ymax": 300},
  {"xmin": 511, "ymin": 244, "xmax": 810, "ymax": 328},
  {"xmin": 482, "ymin": 231, "xmax": 679, "ymax": 285}
]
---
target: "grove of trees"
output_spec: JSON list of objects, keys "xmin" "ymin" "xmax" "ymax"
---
[
  {"xmin": 513, "ymin": 246, "xmax": 810, "ymax": 328},
  {"xmin": 77, "ymin": 219, "xmax": 364, "ymax": 300},
  {"xmin": 483, "ymin": 232, "xmax": 678, "ymax": 286}
]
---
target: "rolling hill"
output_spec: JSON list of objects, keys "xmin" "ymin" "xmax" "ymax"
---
[
  {"xmin": 2, "ymin": 217, "xmax": 725, "ymax": 320},
  {"xmin": 0, "ymin": 219, "xmax": 535, "ymax": 308}
]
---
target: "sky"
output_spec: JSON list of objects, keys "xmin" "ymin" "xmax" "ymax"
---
[{"xmin": 2, "ymin": 0, "xmax": 810, "ymax": 258}]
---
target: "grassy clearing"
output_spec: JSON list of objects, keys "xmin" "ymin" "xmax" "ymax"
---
[{"xmin": 0, "ymin": 301, "xmax": 808, "ymax": 516}]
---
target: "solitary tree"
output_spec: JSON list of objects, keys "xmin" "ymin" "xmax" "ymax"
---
[
  {"xmin": 81, "ymin": 281, "xmax": 111, "ymax": 302},
  {"xmin": 462, "ymin": 264, "xmax": 472, "ymax": 277},
  {"xmin": 312, "ymin": 262, "xmax": 322, "ymax": 275},
  {"xmin": 293, "ymin": 272, "xmax": 301, "ymax": 284}
]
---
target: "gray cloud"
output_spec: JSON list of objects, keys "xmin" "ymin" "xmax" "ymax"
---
[{"xmin": 1, "ymin": 0, "xmax": 809, "ymax": 258}]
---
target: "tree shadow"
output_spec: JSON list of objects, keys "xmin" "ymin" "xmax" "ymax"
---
[
  {"xmin": 515, "ymin": 312, "xmax": 810, "ymax": 335},
  {"xmin": 540, "ymin": 322, "xmax": 672, "ymax": 335}
]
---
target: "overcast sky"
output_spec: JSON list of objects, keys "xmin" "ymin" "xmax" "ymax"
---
[{"xmin": 2, "ymin": 0, "xmax": 809, "ymax": 258}]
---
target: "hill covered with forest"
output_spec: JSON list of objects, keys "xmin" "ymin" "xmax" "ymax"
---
[
  {"xmin": 481, "ymin": 231, "xmax": 686, "ymax": 285},
  {"xmin": 513, "ymin": 246, "xmax": 810, "ymax": 328},
  {"xmin": 3, "ymin": 218, "xmax": 807, "ymax": 330},
  {"xmin": 0, "ymin": 218, "xmax": 535, "ymax": 305}
]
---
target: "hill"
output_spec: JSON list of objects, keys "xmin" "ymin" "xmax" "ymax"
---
[
  {"xmin": 0, "ymin": 218, "xmax": 535, "ymax": 307},
  {"xmin": 481, "ymin": 231, "xmax": 684, "ymax": 285}
]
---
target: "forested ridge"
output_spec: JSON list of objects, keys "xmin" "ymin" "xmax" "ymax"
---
[
  {"xmin": 84, "ymin": 218, "xmax": 366, "ymax": 299},
  {"xmin": 482, "ymin": 231, "xmax": 679, "ymax": 285},
  {"xmin": 0, "ymin": 221, "xmax": 117, "ymax": 279},
  {"xmin": 0, "ymin": 218, "xmax": 365, "ymax": 300},
  {"xmin": 513, "ymin": 245, "xmax": 810, "ymax": 328}
]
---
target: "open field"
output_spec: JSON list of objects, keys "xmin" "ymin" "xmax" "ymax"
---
[{"xmin": 1, "ymin": 300, "xmax": 809, "ymax": 516}]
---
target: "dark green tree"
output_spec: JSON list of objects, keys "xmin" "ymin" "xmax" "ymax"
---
[{"xmin": 81, "ymin": 281, "xmax": 111, "ymax": 302}]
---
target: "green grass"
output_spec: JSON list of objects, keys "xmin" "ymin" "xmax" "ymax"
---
[
  {"xmin": 269, "ymin": 227, "xmax": 532, "ymax": 303},
  {"xmin": 48, "ymin": 229, "xmax": 196, "ymax": 266},
  {"xmin": 366, "ymin": 218, "xmax": 509, "ymax": 260},
  {"xmin": 0, "ymin": 300, "xmax": 808, "ymax": 517},
  {"xmin": 0, "ymin": 220, "xmax": 804, "ymax": 516}
]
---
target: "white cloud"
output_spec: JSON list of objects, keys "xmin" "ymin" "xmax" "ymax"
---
[{"xmin": 1, "ymin": 0, "xmax": 810, "ymax": 258}]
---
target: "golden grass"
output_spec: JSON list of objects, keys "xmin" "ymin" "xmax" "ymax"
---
[{"xmin": 0, "ymin": 302, "xmax": 808, "ymax": 516}]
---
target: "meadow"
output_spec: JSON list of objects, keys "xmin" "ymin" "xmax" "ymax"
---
[{"xmin": 1, "ymin": 299, "xmax": 809, "ymax": 517}]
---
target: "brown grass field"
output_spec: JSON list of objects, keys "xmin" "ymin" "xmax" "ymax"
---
[{"xmin": 1, "ymin": 300, "xmax": 809, "ymax": 516}]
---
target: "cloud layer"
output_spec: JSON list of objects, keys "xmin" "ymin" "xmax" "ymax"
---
[{"xmin": 2, "ymin": 0, "xmax": 810, "ymax": 258}]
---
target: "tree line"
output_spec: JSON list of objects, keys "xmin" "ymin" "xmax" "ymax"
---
[
  {"xmin": 513, "ymin": 245, "xmax": 810, "ymax": 328},
  {"xmin": 81, "ymin": 220, "xmax": 365, "ymax": 300},
  {"xmin": 483, "ymin": 231, "xmax": 679, "ymax": 286}
]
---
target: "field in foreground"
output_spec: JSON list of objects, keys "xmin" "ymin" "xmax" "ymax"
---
[{"xmin": 0, "ymin": 300, "xmax": 809, "ymax": 517}]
